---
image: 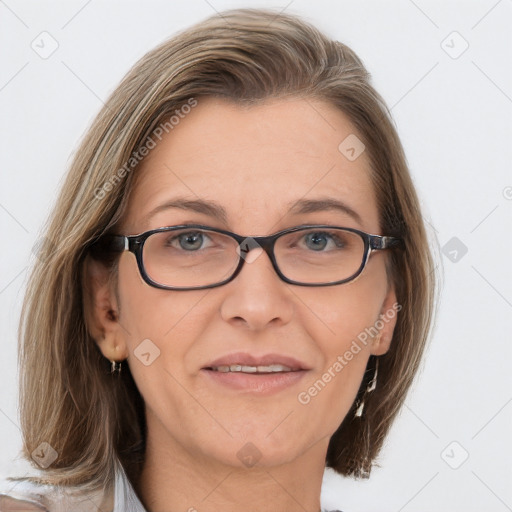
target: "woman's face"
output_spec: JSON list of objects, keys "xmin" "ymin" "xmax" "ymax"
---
[{"xmin": 93, "ymin": 96, "xmax": 398, "ymax": 469}]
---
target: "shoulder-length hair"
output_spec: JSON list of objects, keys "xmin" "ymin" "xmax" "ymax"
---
[{"xmin": 13, "ymin": 7, "xmax": 436, "ymax": 494}]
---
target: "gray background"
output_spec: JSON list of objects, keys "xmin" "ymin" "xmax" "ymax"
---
[{"xmin": 1, "ymin": 1, "xmax": 511, "ymax": 510}]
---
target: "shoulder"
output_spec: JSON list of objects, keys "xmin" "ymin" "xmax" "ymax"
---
[
  {"xmin": 0, "ymin": 474, "xmax": 113, "ymax": 512},
  {"xmin": 0, "ymin": 475, "xmax": 48, "ymax": 511},
  {"xmin": 0, "ymin": 495, "xmax": 47, "ymax": 510}
]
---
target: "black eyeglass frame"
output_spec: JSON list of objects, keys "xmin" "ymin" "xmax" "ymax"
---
[{"xmin": 92, "ymin": 224, "xmax": 403, "ymax": 291}]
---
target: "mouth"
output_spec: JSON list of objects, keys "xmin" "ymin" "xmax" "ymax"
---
[
  {"xmin": 206, "ymin": 363, "xmax": 300, "ymax": 374},
  {"xmin": 201, "ymin": 353, "xmax": 310, "ymax": 394}
]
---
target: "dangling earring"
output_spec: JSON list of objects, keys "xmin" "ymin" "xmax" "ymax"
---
[
  {"xmin": 354, "ymin": 357, "xmax": 379, "ymax": 418},
  {"xmin": 110, "ymin": 360, "xmax": 122, "ymax": 375}
]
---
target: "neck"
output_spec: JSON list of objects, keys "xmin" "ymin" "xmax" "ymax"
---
[{"xmin": 136, "ymin": 412, "xmax": 329, "ymax": 512}]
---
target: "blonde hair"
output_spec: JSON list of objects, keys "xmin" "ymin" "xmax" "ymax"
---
[{"xmin": 12, "ymin": 7, "xmax": 436, "ymax": 495}]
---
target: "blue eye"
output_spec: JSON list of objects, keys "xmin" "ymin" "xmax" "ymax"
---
[
  {"xmin": 302, "ymin": 231, "xmax": 342, "ymax": 251},
  {"xmin": 164, "ymin": 230, "xmax": 217, "ymax": 252},
  {"xmin": 177, "ymin": 232, "xmax": 206, "ymax": 251}
]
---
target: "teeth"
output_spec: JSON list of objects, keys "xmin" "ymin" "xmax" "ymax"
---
[{"xmin": 211, "ymin": 364, "xmax": 293, "ymax": 373}]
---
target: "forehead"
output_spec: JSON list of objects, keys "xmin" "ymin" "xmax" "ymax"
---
[{"xmin": 123, "ymin": 96, "xmax": 379, "ymax": 233}]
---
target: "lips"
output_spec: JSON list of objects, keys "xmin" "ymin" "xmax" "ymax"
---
[
  {"xmin": 201, "ymin": 352, "xmax": 311, "ymax": 393},
  {"xmin": 203, "ymin": 352, "xmax": 310, "ymax": 373}
]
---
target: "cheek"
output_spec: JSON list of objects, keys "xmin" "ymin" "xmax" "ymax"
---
[
  {"xmin": 305, "ymin": 260, "xmax": 389, "ymax": 353},
  {"xmin": 295, "ymin": 262, "xmax": 388, "ymax": 422},
  {"xmin": 116, "ymin": 252, "xmax": 206, "ymax": 336},
  {"xmin": 115, "ymin": 253, "xmax": 207, "ymax": 382}
]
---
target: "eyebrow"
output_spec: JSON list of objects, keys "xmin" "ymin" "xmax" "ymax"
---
[{"xmin": 143, "ymin": 196, "xmax": 363, "ymax": 227}]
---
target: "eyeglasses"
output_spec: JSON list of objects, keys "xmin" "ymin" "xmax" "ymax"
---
[{"xmin": 91, "ymin": 224, "xmax": 403, "ymax": 290}]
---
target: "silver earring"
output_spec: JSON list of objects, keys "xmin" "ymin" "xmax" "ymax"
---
[
  {"xmin": 354, "ymin": 358, "xmax": 379, "ymax": 418},
  {"xmin": 110, "ymin": 360, "xmax": 122, "ymax": 374}
]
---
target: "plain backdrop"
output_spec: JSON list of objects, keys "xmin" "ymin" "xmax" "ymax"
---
[{"xmin": 1, "ymin": 1, "xmax": 511, "ymax": 511}]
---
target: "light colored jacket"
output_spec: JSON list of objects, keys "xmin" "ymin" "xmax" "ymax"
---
[{"xmin": 0, "ymin": 459, "xmax": 145, "ymax": 512}]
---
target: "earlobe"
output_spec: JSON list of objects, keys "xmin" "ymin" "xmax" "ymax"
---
[{"xmin": 83, "ymin": 254, "xmax": 128, "ymax": 361}]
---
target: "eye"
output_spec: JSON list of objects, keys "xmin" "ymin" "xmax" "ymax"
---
[
  {"xmin": 166, "ymin": 230, "xmax": 214, "ymax": 251},
  {"xmin": 300, "ymin": 230, "xmax": 347, "ymax": 251}
]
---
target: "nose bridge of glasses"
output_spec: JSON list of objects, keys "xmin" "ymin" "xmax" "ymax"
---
[{"xmin": 236, "ymin": 233, "xmax": 277, "ymax": 264}]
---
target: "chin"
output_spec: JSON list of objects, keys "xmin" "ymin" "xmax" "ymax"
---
[{"xmin": 197, "ymin": 429, "xmax": 312, "ymax": 469}]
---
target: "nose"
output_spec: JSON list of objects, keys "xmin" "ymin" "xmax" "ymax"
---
[{"xmin": 219, "ymin": 243, "xmax": 294, "ymax": 330}]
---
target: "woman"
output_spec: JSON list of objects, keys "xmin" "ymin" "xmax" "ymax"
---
[{"xmin": 0, "ymin": 7, "xmax": 435, "ymax": 512}]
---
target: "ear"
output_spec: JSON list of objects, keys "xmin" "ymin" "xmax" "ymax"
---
[
  {"xmin": 370, "ymin": 281, "xmax": 400, "ymax": 356},
  {"xmin": 83, "ymin": 254, "xmax": 129, "ymax": 362}
]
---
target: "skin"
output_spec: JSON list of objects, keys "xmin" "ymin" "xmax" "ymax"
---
[{"xmin": 86, "ymin": 96, "xmax": 398, "ymax": 512}]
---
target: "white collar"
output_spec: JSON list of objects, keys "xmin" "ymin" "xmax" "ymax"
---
[{"xmin": 113, "ymin": 460, "xmax": 147, "ymax": 512}]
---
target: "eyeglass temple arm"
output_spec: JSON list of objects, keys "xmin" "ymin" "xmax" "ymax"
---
[
  {"xmin": 89, "ymin": 234, "xmax": 128, "ymax": 257},
  {"xmin": 369, "ymin": 235, "xmax": 403, "ymax": 251}
]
